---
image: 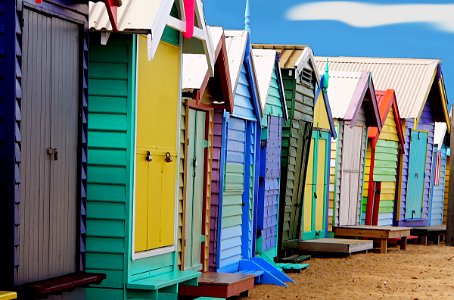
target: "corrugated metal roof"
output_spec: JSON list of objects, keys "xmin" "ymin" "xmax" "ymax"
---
[
  {"xmin": 182, "ymin": 27, "xmax": 223, "ymax": 90},
  {"xmin": 325, "ymin": 71, "xmax": 364, "ymax": 119},
  {"xmin": 252, "ymin": 49, "xmax": 276, "ymax": 112},
  {"xmin": 225, "ymin": 30, "xmax": 248, "ymax": 93},
  {"xmin": 315, "ymin": 56, "xmax": 440, "ymax": 119},
  {"xmin": 434, "ymin": 122, "xmax": 447, "ymax": 149},
  {"xmin": 89, "ymin": 0, "xmax": 169, "ymax": 32}
]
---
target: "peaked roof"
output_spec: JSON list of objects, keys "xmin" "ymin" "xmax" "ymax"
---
[
  {"xmin": 182, "ymin": 26, "xmax": 234, "ymax": 112},
  {"xmin": 89, "ymin": 0, "xmax": 214, "ymax": 68},
  {"xmin": 251, "ymin": 49, "xmax": 288, "ymax": 120},
  {"xmin": 225, "ymin": 30, "xmax": 262, "ymax": 121},
  {"xmin": 369, "ymin": 90, "xmax": 405, "ymax": 148},
  {"xmin": 314, "ymin": 56, "xmax": 450, "ymax": 132},
  {"xmin": 325, "ymin": 71, "xmax": 382, "ymax": 130},
  {"xmin": 253, "ymin": 44, "xmax": 320, "ymax": 81}
]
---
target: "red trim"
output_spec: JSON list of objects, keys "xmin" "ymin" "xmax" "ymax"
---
[
  {"xmin": 183, "ymin": 0, "xmax": 195, "ymax": 38},
  {"xmin": 105, "ymin": 0, "xmax": 119, "ymax": 32}
]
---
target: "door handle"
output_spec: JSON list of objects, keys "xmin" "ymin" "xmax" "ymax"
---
[
  {"xmin": 165, "ymin": 152, "xmax": 173, "ymax": 163},
  {"xmin": 47, "ymin": 148, "xmax": 58, "ymax": 161},
  {"xmin": 415, "ymin": 173, "xmax": 418, "ymax": 178},
  {"xmin": 314, "ymin": 192, "xmax": 317, "ymax": 199}
]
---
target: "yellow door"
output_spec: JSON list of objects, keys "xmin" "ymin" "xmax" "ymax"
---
[{"xmin": 134, "ymin": 36, "xmax": 180, "ymax": 252}]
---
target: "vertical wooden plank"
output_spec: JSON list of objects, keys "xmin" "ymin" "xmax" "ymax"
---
[
  {"xmin": 49, "ymin": 16, "xmax": 79, "ymax": 277},
  {"xmin": 315, "ymin": 136, "xmax": 327, "ymax": 231}
]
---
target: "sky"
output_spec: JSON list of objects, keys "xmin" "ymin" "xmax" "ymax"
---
[{"xmin": 204, "ymin": 0, "xmax": 454, "ymax": 105}]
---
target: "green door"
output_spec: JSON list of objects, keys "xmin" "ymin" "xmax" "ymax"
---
[
  {"xmin": 406, "ymin": 130, "xmax": 428, "ymax": 219},
  {"xmin": 184, "ymin": 109, "xmax": 207, "ymax": 271},
  {"xmin": 302, "ymin": 130, "xmax": 329, "ymax": 240}
]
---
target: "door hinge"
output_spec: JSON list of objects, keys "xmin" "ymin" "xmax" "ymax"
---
[{"xmin": 200, "ymin": 235, "xmax": 206, "ymax": 242}]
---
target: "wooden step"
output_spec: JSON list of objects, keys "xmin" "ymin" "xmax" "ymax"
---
[
  {"xmin": 276, "ymin": 263, "xmax": 309, "ymax": 273},
  {"xmin": 298, "ymin": 238, "xmax": 373, "ymax": 254},
  {"xmin": 179, "ymin": 272, "xmax": 254, "ymax": 299},
  {"xmin": 127, "ymin": 271, "xmax": 200, "ymax": 291}
]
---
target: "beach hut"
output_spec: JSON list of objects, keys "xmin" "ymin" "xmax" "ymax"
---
[
  {"xmin": 361, "ymin": 90, "xmax": 405, "ymax": 226},
  {"xmin": 86, "ymin": 1, "xmax": 214, "ymax": 299},
  {"xmin": 315, "ymin": 57, "xmax": 451, "ymax": 227},
  {"xmin": 180, "ymin": 26, "xmax": 234, "ymax": 272},
  {"xmin": 253, "ymin": 44, "xmax": 318, "ymax": 255},
  {"xmin": 301, "ymin": 75, "xmax": 337, "ymax": 240},
  {"xmin": 0, "ymin": 1, "xmax": 107, "ymax": 298},
  {"xmin": 428, "ymin": 123, "xmax": 449, "ymax": 226},
  {"xmin": 251, "ymin": 49, "xmax": 288, "ymax": 257},
  {"xmin": 320, "ymin": 71, "xmax": 382, "ymax": 228},
  {"xmin": 211, "ymin": 30, "xmax": 262, "ymax": 272}
]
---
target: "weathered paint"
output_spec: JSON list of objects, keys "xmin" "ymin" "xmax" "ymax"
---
[
  {"xmin": 0, "ymin": 1, "xmax": 88, "ymax": 294},
  {"xmin": 279, "ymin": 68, "xmax": 315, "ymax": 250},
  {"xmin": 429, "ymin": 145, "xmax": 448, "ymax": 226}
]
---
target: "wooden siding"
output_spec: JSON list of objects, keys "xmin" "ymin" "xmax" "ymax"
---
[
  {"xmin": 86, "ymin": 35, "xmax": 135, "ymax": 297},
  {"xmin": 219, "ymin": 117, "xmax": 246, "ymax": 269},
  {"xmin": 209, "ymin": 110, "xmax": 224, "ymax": 271},
  {"xmin": 280, "ymin": 69, "xmax": 315, "ymax": 249},
  {"xmin": 362, "ymin": 107, "xmax": 400, "ymax": 226},
  {"xmin": 329, "ymin": 120, "xmax": 343, "ymax": 230},
  {"xmin": 261, "ymin": 66, "xmax": 284, "ymax": 137},
  {"xmin": 178, "ymin": 102, "xmax": 187, "ymax": 267},
  {"xmin": 429, "ymin": 146, "xmax": 447, "ymax": 226},
  {"xmin": 257, "ymin": 116, "xmax": 282, "ymax": 256},
  {"xmin": 19, "ymin": 10, "xmax": 79, "ymax": 283},
  {"xmin": 444, "ymin": 155, "xmax": 450, "ymax": 224},
  {"xmin": 398, "ymin": 99, "xmax": 435, "ymax": 225}
]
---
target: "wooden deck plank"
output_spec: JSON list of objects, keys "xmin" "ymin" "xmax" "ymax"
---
[
  {"xmin": 179, "ymin": 272, "xmax": 254, "ymax": 298},
  {"xmin": 298, "ymin": 238, "xmax": 373, "ymax": 254},
  {"xmin": 334, "ymin": 226, "xmax": 411, "ymax": 239}
]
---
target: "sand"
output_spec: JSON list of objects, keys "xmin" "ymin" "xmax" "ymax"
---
[{"xmin": 245, "ymin": 245, "xmax": 454, "ymax": 300}]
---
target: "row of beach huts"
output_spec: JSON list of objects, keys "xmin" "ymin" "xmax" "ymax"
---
[{"xmin": 0, "ymin": 1, "xmax": 451, "ymax": 299}]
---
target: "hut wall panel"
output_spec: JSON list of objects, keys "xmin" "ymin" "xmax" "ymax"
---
[
  {"xmin": 204, "ymin": 110, "xmax": 214, "ymax": 271},
  {"xmin": 398, "ymin": 99, "xmax": 434, "ymax": 225},
  {"xmin": 86, "ymin": 36, "xmax": 133, "ymax": 293},
  {"xmin": 219, "ymin": 117, "xmax": 246, "ymax": 269},
  {"xmin": 361, "ymin": 143, "xmax": 372, "ymax": 224},
  {"xmin": 430, "ymin": 146, "xmax": 447, "ymax": 226},
  {"xmin": 329, "ymin": 119, "xmax": 343, "ymax": 229},
  {"xmin": 444, "ymin": 156, "xmax": 450, "ymax": 224},
  {"xmin": 209, "ymin": 110, "xmax": 223, "ymax": 271},
  {"xmin": 280, "ymin": 72, "xmax": 314, "ymax": 247},
  {"xmin": 178, "ymin": 102, "xmax": 187, "ymax": 267}
]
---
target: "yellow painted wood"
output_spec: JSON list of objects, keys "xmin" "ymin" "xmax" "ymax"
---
[
  {"xmin": 316, "ymin": 138, "xmax": 327, "ymax": 230},
  {"xmin": 0, "ymin": 292, "xmax": 17, "ymax": 300},
  {"xmin": 134, "ymin": 36, "xmax": 180, "ymax": 252},
  {"xmin": 304, "ymin": 139, "xmax": 315, "ymax": 232},
  {"xmin": 314, "ymin": 92, "xmax": 331, "ymax": 130}
]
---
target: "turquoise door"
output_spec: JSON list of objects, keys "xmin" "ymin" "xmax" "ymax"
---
[
  {"xmin": 302, "ymin": 130, "xmax": 329, "ymax": 240},
  {"xmin": 184, "ymin": 109, "xmax": 207, "ymax": 271},
  {"xmin": 405, "ymin": 130, "xmax": 428, "ymax": 219}
]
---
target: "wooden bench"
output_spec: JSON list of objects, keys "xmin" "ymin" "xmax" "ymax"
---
[
  {"xmin": 0, "ymin": 291, "xmax": 17, "ymax": 300},
  {"xmin": 333, "ymin": 225, "xmax": 412, "ymax": 254},
  {"xmin": 410, "ymin": 225, "xmax": 446, "ymax": 245},
  {"xmin": 21, "ymin": 272, "xmax": 105, "ymax": 298},
  {"xmin": 178, "ymin": 272, "xmax": 255, "ymax": 298}
]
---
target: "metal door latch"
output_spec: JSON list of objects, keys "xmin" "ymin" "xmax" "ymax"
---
[
  {"xmin": 165, "ymin": 152, "xmax": 173, "ymax": 163},
  {"xmin": 47, "ymin": 147, "xmax": 58, "ymax": 161},
  {"xmin": 145, "ymin": 151, "xmax": 152, "ymax": 162}
]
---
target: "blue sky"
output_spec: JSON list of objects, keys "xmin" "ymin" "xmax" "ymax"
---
[{"xmin": 204, "ymin": 0, "xmax": 454, "ymax": 104}]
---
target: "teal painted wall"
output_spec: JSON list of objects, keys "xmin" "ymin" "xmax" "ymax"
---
[
  {"xmin": 86, "ymin": 35, "xmax": 136, "ymax": 298},
  {"xmin": 261, "ymin": 65, "xmax": 284, "ymax": 139}
]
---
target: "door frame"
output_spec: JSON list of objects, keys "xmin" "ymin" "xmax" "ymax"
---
[
  {"xmin": 181, "ymin": 100, "xmax": 213, "ymax": 270},
  {"xmin": 405, "ymin": 129, "xmax": 429, "ymax": 220}
]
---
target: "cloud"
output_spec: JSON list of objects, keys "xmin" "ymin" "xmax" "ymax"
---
[{"xmin": 286, "ymin": 1, "xmax": 454, "ymax": 33}]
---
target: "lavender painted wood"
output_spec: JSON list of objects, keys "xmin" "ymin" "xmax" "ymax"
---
[
  {"xmin": 398, "ymin": 100, "xmax": 435, "ymax": 226},
  {"xmin": 209, "ymin": 109, "xmax": 223, "ymax": 271}
]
